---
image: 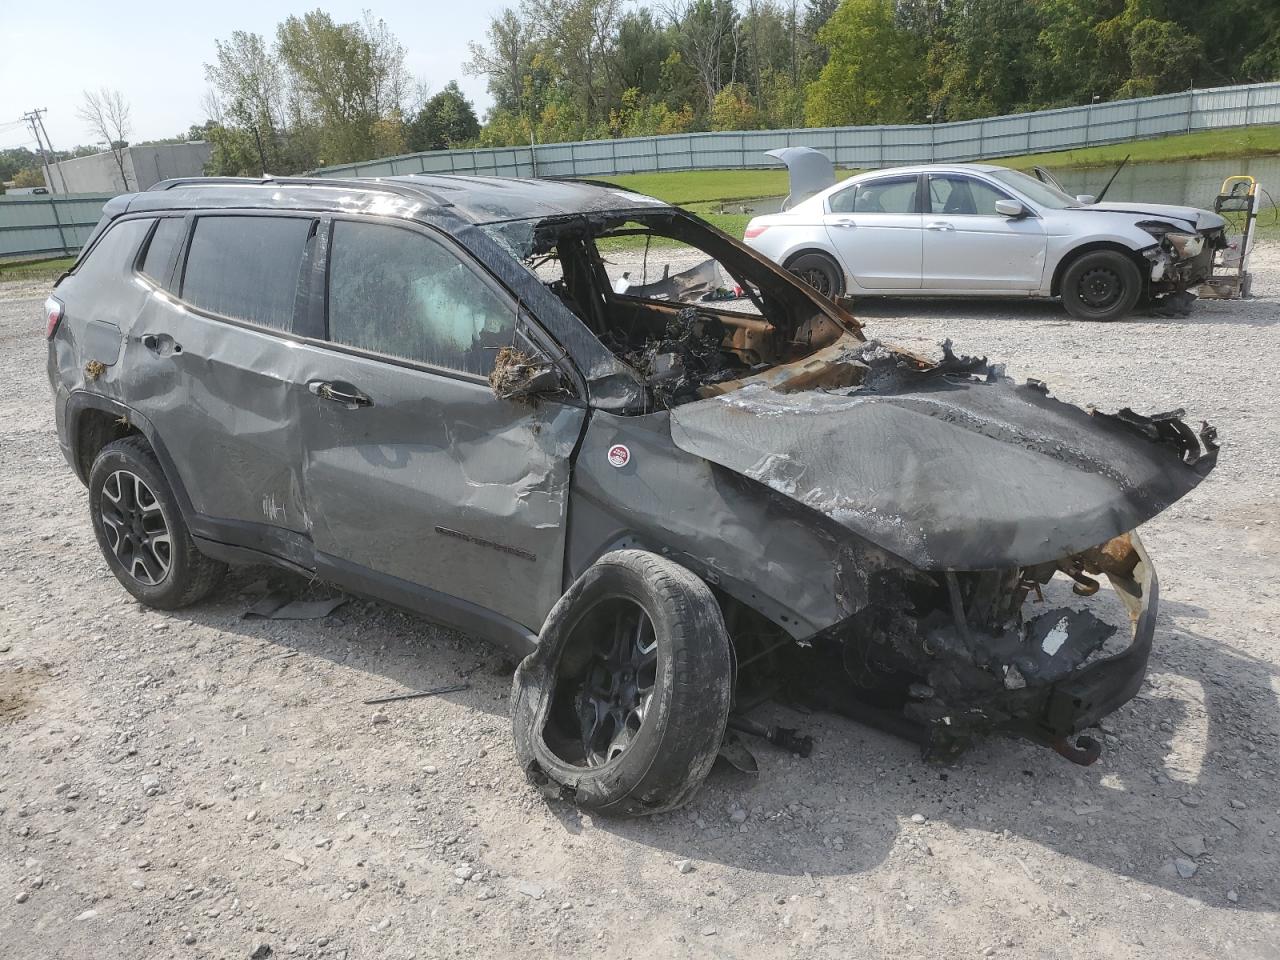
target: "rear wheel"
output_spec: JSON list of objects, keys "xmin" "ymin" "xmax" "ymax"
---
[
  {"xmin": 1061, "ymin": 250, "xmax": 1142, "ymax": 321},
  {"xmin": 88, "ymin": 436, "xmax": 226, "ymax": 609},
  {"xmin": 786, "ymin": 251, "xmax": 845, "ymax": 299}
]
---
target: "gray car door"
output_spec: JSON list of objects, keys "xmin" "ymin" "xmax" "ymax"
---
[
  {"xmin": 128, "ymin": 212, "xmax": 319, "ymax": 561},
  {"xmin": 294, "ymin": 216, "xmax": 586, "ymax": 635}
]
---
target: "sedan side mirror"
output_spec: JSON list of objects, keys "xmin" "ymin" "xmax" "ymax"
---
[
  {"xmin": 1075, "ymin": 194, "xmax": 1097, "ymax": 205},
  {"xmin": 994, "ymin": 199, "xmax": 1026, "ymax": 218}
]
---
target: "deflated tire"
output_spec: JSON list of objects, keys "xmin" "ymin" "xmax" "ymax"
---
[{"xmin": 511, "ymin": 550, "xmax": 733, "ymax": 816}]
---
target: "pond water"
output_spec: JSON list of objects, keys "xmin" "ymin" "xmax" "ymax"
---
[{"xmin": 729, "ymin": 154, "xmax": 1280, "ymax": 217}]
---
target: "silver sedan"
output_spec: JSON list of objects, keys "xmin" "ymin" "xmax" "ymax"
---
[{"xmin": 742, "ymin": 163, "xmax": 1226, "ymax": 321}]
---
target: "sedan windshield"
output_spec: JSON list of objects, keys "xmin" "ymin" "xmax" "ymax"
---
[{"xmin": 988, "ymin": 168, "xmax": 1080, "ymax": 209}]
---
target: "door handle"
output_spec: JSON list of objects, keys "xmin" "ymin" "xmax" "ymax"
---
[
  {"xmin": 309, "ymin": 380, "xmax": 373, "ymax": 409},
  {"xmin": 140, "ymin": 333, "xmax": 181, "ymax": 355},
  {"xmin": 926, "ymin": 221, "xmax": 955, "ymax": 232},
  {"xmin": 831, "ymin": 218, "xmax": 857, "ymax": 228}
]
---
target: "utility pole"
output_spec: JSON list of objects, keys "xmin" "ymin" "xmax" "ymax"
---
[
  {"xmin": 21, "ymin": 108, "xmax": 61, "ymax": 194},
  {"xmin": 21, "ymin": 107, "xmax": 71, "ymax": 255},
  {"xmin": 34, "ymin": 110, "xmax": 71, "ymax": 193}
]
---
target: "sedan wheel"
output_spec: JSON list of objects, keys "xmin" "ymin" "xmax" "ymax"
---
[
  {"xmin": 1061, "ymin": 250, "xmax": 1142, "ymax": 322},
  {"xmin": 786, "ymin": 251, "xmax": 845, "ymax": 299}
]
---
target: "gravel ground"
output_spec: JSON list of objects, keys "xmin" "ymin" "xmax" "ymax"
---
[{"xmin": 1, "ymin": 246, "xmax": 1278, "ymax": 960}]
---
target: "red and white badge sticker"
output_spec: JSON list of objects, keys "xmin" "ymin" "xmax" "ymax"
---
[{"xmin": 607, "ymin": 444, "xmax": 631, "ymax": 468}]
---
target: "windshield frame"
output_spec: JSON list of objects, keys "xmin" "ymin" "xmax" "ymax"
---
[{"xmin": 986, "ymin": 168, "xmax": 1081, "ymax": 210}]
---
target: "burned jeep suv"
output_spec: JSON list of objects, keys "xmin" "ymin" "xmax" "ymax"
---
[{"xmin": 47, "ymin": 175, "xmax": 1216, "ymax": 815}]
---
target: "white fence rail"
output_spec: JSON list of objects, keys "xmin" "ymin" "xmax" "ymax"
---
[
  {"xmin": 309, "ymin": 81, "xmax": 1280, "ymax": 180},
  {"xmin": 3, "ymin": 81, "xmax": 1277, "ymax": 261}
]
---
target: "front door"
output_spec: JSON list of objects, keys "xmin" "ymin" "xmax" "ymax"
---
[
  {"xmin": 822, "ymin": 174, "xmax": 922, "ymax": 290},
  {"xmin": 296, "ymin": 217, "xmax": 585, "ymax": 635},
  {"xmin": 920, "ymin": 174, "xmax": 1047, "ymax": 291}
]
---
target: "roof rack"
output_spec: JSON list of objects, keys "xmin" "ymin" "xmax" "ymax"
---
[{"xmin": 150, "ymin": 175, "xmax": 454, "ymax": 208}]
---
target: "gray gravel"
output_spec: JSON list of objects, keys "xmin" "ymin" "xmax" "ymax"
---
[{"xmin": 1, "ymin": 249, "xmax": 1278, "ymax": 959}]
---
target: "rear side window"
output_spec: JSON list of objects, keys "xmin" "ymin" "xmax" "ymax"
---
[
  {"xmin": 852, "ymin": 176, "xmax": 918, "ymax": 214},
  {"xmin": 181, "ymin": 216, "xmax": 313, "ymax": 330},
  {"xmin": 327, "ymin": 220, "xmax": 514, "ymax": 376},
  {"xmin": 70, "ymin": 218, "xmax": 151, "ymax": 289},
  {"xmin": 139, "ymin": 217, "xmax": 185, "ymax": 288}
]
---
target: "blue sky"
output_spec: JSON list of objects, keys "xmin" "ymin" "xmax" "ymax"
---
[{"xmin": 0, "ymin": 0, "xmax": 505, "ymax": 154}]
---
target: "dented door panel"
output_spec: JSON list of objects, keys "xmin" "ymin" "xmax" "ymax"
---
[{"xmin": 295, "ymin": 345, "xmax": 586, "ymax": 632}]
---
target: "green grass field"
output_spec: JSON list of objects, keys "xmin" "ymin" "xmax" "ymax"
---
[{"xmin": 0, "ymin": 256, "xmax": 75, "ymax": 282}]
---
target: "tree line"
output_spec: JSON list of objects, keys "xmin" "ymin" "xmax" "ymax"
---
[{"xmin": 5, "ymin": 1, "xmax": 1277, "ymax": 188}]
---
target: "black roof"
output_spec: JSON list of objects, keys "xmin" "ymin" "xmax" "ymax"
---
[{"xmin": 136, "ymin": 174, "xmax": 670, "ymax": 224}]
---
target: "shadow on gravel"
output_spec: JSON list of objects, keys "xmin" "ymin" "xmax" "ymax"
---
[{"xmin": 147, "ymin": 561, "xmax": 1278, "ymax": 910}]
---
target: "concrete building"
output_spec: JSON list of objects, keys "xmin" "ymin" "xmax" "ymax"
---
[{"xmin": 44, "ymin": 141, "xmax": 212, "ymax": 194}]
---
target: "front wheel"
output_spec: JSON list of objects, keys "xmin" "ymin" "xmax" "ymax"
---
[
  {"xmin": 511, "ymin": 550, "xmax": 733, "ymax": 817},
  {"xmin": 1061, "ymin": 250, "xmax": 1142, "ymax": 321},
  {"xmin": 787, "ymin": 251, "xmax": 846, "ymax": 299},
  {"xmin": 88, "ymin": 436, "xmax": 226, "ymax": 609}
]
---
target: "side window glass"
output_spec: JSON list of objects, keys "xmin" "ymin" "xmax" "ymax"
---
[
  {"xmin": 72, "ymin": 219, "xmax": 151, "ymax": 287},
  {"xmin": 853, "ymin": 177, "xmax": 917, "ymax": 214},
  {"xmin": 828, "ymin": 184, "xmax": 858, "ymax": 214},
  {"xmin": 930, "ymin": 176, "xmax": 1012, "ymax": 216},
  {"xmin": 139, "ymin": 217, "xmax": 185, "ymax": 288},
  {"xmin": 327, "ymin": 220, "xmax": 514, "ymax": 376},
  {"xmin": 181, "ymin": 216, "xmax": 313, "ymax": 331}
]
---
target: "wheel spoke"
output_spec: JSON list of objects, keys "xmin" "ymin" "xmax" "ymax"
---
[{"xmin": 97, "ymin": 469, "xmax": 172, "ymax": 587}]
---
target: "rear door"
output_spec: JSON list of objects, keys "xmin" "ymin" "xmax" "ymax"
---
[
  {"xmin": 294, "ymin": 216, "xmax": 585, "ymax": 635},
  {"xmin": 128, "ymin": 211, "xmax": 319, "ymax": 562},
  {"xmin": 822, "ymin": 174, "xmax": 922, "ymax": 289},
  {"xmin": 920, "ymin": 173, "xmax": 1047, "ymax": 291}
]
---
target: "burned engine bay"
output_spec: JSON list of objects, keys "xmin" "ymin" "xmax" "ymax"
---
[{"xmin": 491, "ymin": 208, "xmax": 1219, "ymax": 763}]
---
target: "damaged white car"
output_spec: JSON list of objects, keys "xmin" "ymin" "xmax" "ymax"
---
[{"xmin": 743, "ymin": 162, "xmax": 1226, "ymax": 321}]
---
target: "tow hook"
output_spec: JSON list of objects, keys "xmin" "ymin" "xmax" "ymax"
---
[{"xmin": 1052, "ymin": 734, "xmax": 1102, "ymax": 766}]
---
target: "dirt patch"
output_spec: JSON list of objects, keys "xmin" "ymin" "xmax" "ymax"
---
[{"xmin": 0, "ymin": 665, "xmax": 46, "ymax": 724}]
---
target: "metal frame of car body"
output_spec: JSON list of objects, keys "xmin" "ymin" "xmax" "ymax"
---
[
  {"xmin": 742, "ymin": 162, "xmax": 1226, "ymax": 305},
  {"xmin": 46, "ymin": 174, "xmax": 1217, "ymax": 794}
]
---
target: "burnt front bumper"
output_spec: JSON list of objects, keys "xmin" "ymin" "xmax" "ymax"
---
[{"xmin": 917, "ymin": 532, "xmax": 1158, "ymax": 756}]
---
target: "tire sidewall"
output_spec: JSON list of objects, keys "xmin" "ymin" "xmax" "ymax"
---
[
  {"xmin": 788, "ymin": 251, "xmax": 846, "ymax": 298},
  {"xmin": 1062, "ymin": 250, "xmax": 1142, "ymax": 322},
  {"xmin": 88, "ymin": 440, "xmax": 194, "ymax": 608},
  {"xmin": 512, "ymin": 551, "xmax": 732, "ymax": 816}
]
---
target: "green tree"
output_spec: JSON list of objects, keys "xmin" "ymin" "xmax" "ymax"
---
[
  {"xmin": 1120, "ymin": 17, "xmax": 1203, "ymax": 97},
  {"xmin": 12, "ymin": 167, "xmax": 45, "ymax": 188},
  {"xmin": 276, "ymin": 10, "xmax": 410, "ymax": 165},
  {"xmin": 804, "ymin": 0, "xmax": 926, "ymax": 125},
  {"xmin": 408, "ymin": 82, "xmax": 482, "ymax": 151},
  {"xmin": 204, "ymin": 31, "xmax": 286, "ymax": 171}
]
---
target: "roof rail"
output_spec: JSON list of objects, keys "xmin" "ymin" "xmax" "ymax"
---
[{"xmin": 150, "ymin": 175, "xmax": 454, "ymax": 208}]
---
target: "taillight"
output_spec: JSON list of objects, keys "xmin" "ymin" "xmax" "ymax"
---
[
  {"xmin": 44, "ymin": 296, "xmax": 64, "ymax": 339},
  {"xmin": 743, "ymin": 223, "xmax": 769, "ymax": 240}
]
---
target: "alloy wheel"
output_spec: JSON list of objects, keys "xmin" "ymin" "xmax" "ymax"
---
[
  {"xmin": 572, "ymin": 599, "xmax": 659, "ymax": 767},
  {"xmin": 99, "ymin": 469, "xmax": 172, "ymax": 585}
]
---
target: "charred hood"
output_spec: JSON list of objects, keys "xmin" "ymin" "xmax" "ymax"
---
[{"xmin": 669, "ymin": 342, "xmax": 1218, "ymax": 570}]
